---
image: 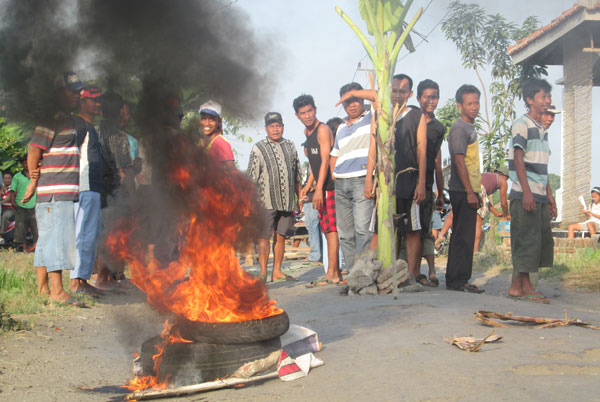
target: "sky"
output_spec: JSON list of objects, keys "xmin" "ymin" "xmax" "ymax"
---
[{"xmin": 226, "ymin": 0, "xmax": 600, "ymax": 187}]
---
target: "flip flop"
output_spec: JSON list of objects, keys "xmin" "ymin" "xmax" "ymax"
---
[
  {"xmin": 271, "ymin": 274, "xmax": 297, "ymax": 283},
  {"xmin": 335, "ymin": 279, "xmax": 348, "ymax": 286},
  {"xmin": 305, "ymin": 278, "xmax": 335, "ymax": 288},
  {"xmin": 508, "ymin": 294, "xmax": 550, "ymax": 304}
]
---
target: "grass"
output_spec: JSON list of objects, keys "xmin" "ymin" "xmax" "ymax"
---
[{"xmin": 0, "ymin": 249, "xmax": 94, "ymax": 323}]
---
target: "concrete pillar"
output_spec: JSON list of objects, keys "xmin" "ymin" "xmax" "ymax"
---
[{"xmin": 561, "ymin": 32, "xmax": 595, "ymax": 225}]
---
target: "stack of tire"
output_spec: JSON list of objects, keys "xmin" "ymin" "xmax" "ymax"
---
[{"xmin": 141, "ymin": 311, "xmax": 290, "ymax": 386}]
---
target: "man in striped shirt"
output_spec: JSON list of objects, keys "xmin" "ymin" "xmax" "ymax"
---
[
  {"xmin": 22, "ymin": 72, "xmax": 83, "ymax": 307},
  {"xmin": 330, "ymin": 82, "xmax": 376, "ymax": 272},
  {"xmin": 507, "ymin": 78, "xmax": 556, "ymax": 304}
]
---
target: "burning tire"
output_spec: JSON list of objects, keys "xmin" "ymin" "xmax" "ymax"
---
[
  {"xmin": 141, "ymin": 335, "xmax": 281, "ymax": 386},
  {"xmin": 175, "ymin": 311, "xmax": 290, "ymax": 345}
]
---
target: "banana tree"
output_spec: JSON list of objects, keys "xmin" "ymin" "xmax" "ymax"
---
[{"xmin": 335, "ymin": 1, "xmax": 422, "ymax": 268}]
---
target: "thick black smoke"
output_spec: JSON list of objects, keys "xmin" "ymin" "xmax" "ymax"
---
[{"xmin": 0, "ymin": 0, "xmax": 275, "ymax": 121}]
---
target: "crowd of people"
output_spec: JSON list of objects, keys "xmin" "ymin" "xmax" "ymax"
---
[{"xmin": 5, "ymin": 68, "xmax": 568, "ymax": 306}]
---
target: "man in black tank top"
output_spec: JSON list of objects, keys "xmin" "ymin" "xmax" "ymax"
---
[{"xmin": 293, "ymin": 94, "xmax": 343, "ymax": 285}]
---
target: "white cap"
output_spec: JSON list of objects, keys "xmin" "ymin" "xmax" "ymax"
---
[{"xmin": 199, "ymin": 100, "xmax": 222, "ymax": 118}]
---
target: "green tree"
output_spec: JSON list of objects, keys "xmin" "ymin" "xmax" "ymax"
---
[
  {"xmin": 436, "ymin": 99, "xmax": 461, "ymax": 139},
  {"xmin": 0, "ymin": 118, "xmax": 29, "ymax": 174},
  {"xmin": 336, "ymin": 0, "xmax": 422, "ymax": 268},
  {"xmin": 441, "ymin": 1, "xmax": 547, "ymax": 172}
]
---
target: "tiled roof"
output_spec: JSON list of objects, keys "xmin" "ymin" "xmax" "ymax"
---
[{"xmin": 508, "ymin": 3, "xmax": 600, "ymax": 55}]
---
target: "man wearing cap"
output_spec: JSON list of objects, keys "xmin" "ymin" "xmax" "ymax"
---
[
  {"xmin": 69, "ymin": 85, "xmax": 105, "ymax": 295},
  {"xmin": 21, "ymin": 72, "xmax": 84, "ymax": 306},
  {"xmin": 542, "ymin": 104, "xmax": 560, "ymax": 130},
  {"xmin": 247, "ymin": 112, "xmax": 302, "ymax": 282},
  {"xmin": 199, "ymin": 100, "xmax": 235, "ymax": 169}
]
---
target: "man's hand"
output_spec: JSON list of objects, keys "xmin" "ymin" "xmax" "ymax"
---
[
  {"xmin": 466, "ymin": 191, "xmax": 479, "ymax": 209},
  {"xmin": 435, "ymin": 196, "xmax": 444, "ymax": 210},
  {"xmin": 548, "ymin": 195, "xmax": 557, "ymax": 220},
  {"xmin": 413, "ymin": 183, "xmax": 426, "ymax": 204},
  {"xmin": 21, "ymin": 182, "xmax": 37, "ymax": 204},
  {"xmin": 312, "ymin": 189, "xmax": 324, "ymax": 210},
  {"xmin": 364, "ymin": 176, "xmax": 374, "ymax": 199},
  {"xmin": 522, "ymin": 191, "xmax": 536, "ymax": 212}
]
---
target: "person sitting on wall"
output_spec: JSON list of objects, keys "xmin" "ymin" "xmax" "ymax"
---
[{"xmin": 568, "ymin": 187, "xmax": 600, "ymax": 238}]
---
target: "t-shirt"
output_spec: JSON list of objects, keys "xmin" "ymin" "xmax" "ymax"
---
[
  {"xmin": 10, "ymin": 172, "xmax": 36, "ymax": 209},
  {"xmin": 98, "ymin": 119, "xmax": 132, "ymax": 197},
  {"xmin": 425, "ymin": 117, "xmax": 446, "ymax": 189},
  {"xmin": 587, "ymin": 203, "xmax": 600, "ymax": 224},
  {"xmin": 395, "ymin": 106, "xmax": 422, "ymax": 199},
  {"xmin": 29, "ymin": 116, "xmax": 80, "ymax": 202},
  {"xmin": 481, "ymin": 172, "xmax": 501, "ymax": 196},
  {"xmin": 448, "ymin": 118, "xmax": 481, "ymax": 193},
  {"xmin": 247, "ymin": 138, "xmax": 301, "ymax": 212},
  {"xmin": 1, "ymin": 186, "xmax": 14, "ymax": 210},
  {"xmin": 75, "ymin": 115, "xmax": 104, "ymax": 193},
  {"xmin": 508, "ymin": 114, "xmax": 550, "ymax": 203},
  {"xmin": 331, "ymin": 107, "xmax": 372, "ymax": 178},
  {"xmin": 207, "ymin": 134, "xmax": 234, "ymax": 163}
]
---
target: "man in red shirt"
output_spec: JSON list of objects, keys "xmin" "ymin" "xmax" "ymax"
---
[
  {"xmin": 199, "ymin": 100, "xmax": 235, "ymax": 169},
  {"xmin": 0, "ymin": 171, "xmax": 15, "ymax": 245}
]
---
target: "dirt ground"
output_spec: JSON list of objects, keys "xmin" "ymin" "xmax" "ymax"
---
[{"xmin": 1, "ymin": 254, "xmax": 600, "ymax": 402}]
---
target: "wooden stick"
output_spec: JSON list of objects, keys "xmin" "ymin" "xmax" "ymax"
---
[{"xmin": 125, "ymin": 371, "xmax": 279, "ymax": 401}]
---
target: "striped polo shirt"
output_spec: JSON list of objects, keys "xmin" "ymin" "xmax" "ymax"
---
[
  {"xmin": 508, "ymin": 113, "xmax": 550, "ymax": 203},
  {"xmin": 30, "ymin": 117, "xmax": 80, "ymax": 202},
  {"xmin": 330, "ymin": 107, "xmax": 372, "ymax": 178}
]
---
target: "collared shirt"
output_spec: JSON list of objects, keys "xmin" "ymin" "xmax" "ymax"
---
[
  {"xmin": 331, "ymin": 107, "xmax": 372, "ymax": 178},
  {"xmin": 247, "ymin": 137, "xmax": 301, "ymax": 212},
  {"xmin": 508, "ymin": 113, "xmax": 550, "ymax": 203},
  {"xmin": 30, "ymin": 116, "xmax": 80, "ymax": 202}
]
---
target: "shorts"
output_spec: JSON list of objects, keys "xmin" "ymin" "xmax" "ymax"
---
[
  {"xmin": 318, "ymin": 190, "xmax": 337, "ymax": 233},
  {"xmin": 432, "ymin": 210, "xmax": 443, "ymax": 230},
  {"xmin": 396, "ymin": 191, "xmax": 434, "ymax": 235},
  {"xmin": 34, "ymin": 198, "xmax": 77, "ymax": 272},
  {"xmin": 510, "ymin": 200, "xmax": 554, "ymax": 273},
  {"xmin": 259, "ymin": 209, "xmax": 295, "ymax": 239}
]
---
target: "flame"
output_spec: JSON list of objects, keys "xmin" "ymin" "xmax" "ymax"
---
[
  {"xmin": 122, "ymin": 320, "xmax": 192, "ymax": 391},
  {"xmin": 106, "ymin": 137, "xmax": 282, "ymax": 323}
]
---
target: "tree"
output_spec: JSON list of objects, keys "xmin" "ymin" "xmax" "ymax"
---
[
  {"xmin": 336, "ymin": 0, "xmax": 422, "ymax": 268},
  {"xmin": 441, "ymin": 1, "xmax": 547, "ymax": 172},
  {"xmin": 0, "ymin": 118, "xmax": 29, "ymax": 174},
  {"xmin": 436, "ymin": 99, "xmax": 461, "ymax": 139}
]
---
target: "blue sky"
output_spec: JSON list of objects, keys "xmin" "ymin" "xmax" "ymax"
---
[{"xmin": 228, "ymin": 0, "xmax": 599, "ymax": 187}]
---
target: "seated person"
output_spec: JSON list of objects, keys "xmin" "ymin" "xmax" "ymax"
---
[{"xmin": 568, "ymin": 187, "xmax": 600, "ymax": 238}]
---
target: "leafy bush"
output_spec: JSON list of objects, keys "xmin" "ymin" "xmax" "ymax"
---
[{"xmin": 0, "ymin": 118, "xmax": 29, "ymax": 174}]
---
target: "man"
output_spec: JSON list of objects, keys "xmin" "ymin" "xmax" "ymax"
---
[
  {"xmin": 330, "ymin": 82, "xmax": 376, "ymax": 272},
  {"xmin": 10, "ymin": 156, "xmax": 38, "ymax": 251},
  {"xmin": 247, "ymin": 112, "xmax": 301, "ymax": 282},
  {"xmin": 391, "ymin": 74, "xmax": 428, "ymax": 283},
  {"xmin": 541, "ymin": 104, "xmax": 560, "ymax": 129},
  {"xmin": 507, "ymin": 78, "xmax": 556, "ymax": 303},
  {"xmin": 445, "ymin": 84, "xmax": 484, "ymax": 293},
  {"xmin": 0, "ymin": 171, "xmax": 14, "ymax": 245},
  {"xmin": 70, "ymin": 86, "xmax": 104, "ymax": 294},
  {"xmin": 474, "ymin": 166, "xmax": 510, "ymax": 252},
  {"xmin": 199, "ymin": 100, "xmax": 235, "ymax": 169},
  {"xmin": 293, "ymin": 94, "xmax": 342, "ymax": 285},
  {"xmin": 414, "ymin": 79, "xmax": 446, "ymax": 287},
  {"xmin": 97, "ymin": 92, "xmax": 137, "ymax": 289},
  {"xmin": 21, "ymin": 72, "xmax": 83, "ymax": 306}
]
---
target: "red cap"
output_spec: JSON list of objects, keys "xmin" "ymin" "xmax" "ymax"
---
[{"xmin": 80, "ymin": 86, "xmax": 103, "ymax": 100}]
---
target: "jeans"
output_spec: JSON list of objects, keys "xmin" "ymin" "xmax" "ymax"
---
[
  {"xmin": 334, "ymin": 176, "xmax": 374, "ymax": 271},
  {"xmin": 303, "ymin": 202, "xmax": 322, "ymax": 262},
  {"xmin": 72, "ymin": 191, "xmax": 102, "ymax": 280},
  {"xmin": 34, "ymin": 198, "xmax": 76, "ymax": 272}
]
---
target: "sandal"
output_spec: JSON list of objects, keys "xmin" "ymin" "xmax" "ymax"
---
[
  {"xmin": 271, "ymin": 274, "xmax": 297, "ymax": 283},
  {"xmin": 415, "ymin": 274, "xmax": 428, "ymax": 286},
  {"xmin": 509, "ymin": 294, "xmax": 550, "ymax": 304},
  {"xmin": 428, "ymin": 277, "xmax": 439, "ymax": 287},
  {"xmin": 305, "ymin": 278, "xmax": 335, "ymax": 288},
  {"xmin": 463, "ymin": 283, "xmax": 484, "ymax": 294}
]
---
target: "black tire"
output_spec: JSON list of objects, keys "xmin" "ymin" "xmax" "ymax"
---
[
  {"xmin": 175, "ymin": 311, "xmax": 290, "ymax": 344},
  {"xmin": 141, "ymin": 336, "xmax": 281, "ymax": 386}
]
